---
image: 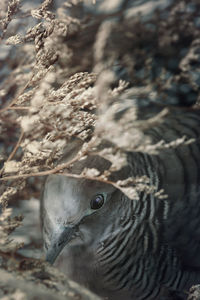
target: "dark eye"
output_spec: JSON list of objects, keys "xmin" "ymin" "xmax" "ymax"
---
[{"xmin": 90, "ymin": 194, "xmax": 104, "ymax": 210}]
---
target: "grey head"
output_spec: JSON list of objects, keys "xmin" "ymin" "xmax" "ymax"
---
[{"xmin": 42, "ymin": 174, "xmax": 118, "ymax": 265}]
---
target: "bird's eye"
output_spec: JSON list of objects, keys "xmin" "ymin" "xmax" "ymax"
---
[{"xmin": 90, "ymin": 194, "xmax": 104, "ymax": 210}]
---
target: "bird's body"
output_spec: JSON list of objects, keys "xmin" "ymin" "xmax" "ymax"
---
[{"xmin": 41, "ymin": 106, "xmax": 200, "ymax": 300}]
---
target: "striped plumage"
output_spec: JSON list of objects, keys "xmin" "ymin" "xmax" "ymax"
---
[{"xmin": 41, "ymin": 105, "xmax": 200, "ymax": 300}]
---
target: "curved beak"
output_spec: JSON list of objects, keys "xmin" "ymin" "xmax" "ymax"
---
[{"xmin": 46, "ymin": 225, "xmax": 76, "ymax": 264}]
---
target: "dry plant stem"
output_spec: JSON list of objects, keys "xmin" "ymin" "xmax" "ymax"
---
[
  {"xmin": 7, "ymin": 130, "xmax": 24, "ymax": 162},
  {"xmin": 0, "ymin": 131, "xmax": 24, "ymax": 177},
  {"xmin": 0, "ymin": 159, "xmax": 151, "ymax": 200},
  {"xmin": 0, "ymin": 74, "xmax": 34, "ymax": 113},
  {"xmin": 0, "ymin": 169, "xmax": 136, "ymax": 198},
  {"xmin": 61, "ymin": 172, "xmax": 145, "ymax": 197},
  {"xmin": 0, "ymin": 149, "xmax": 88, "ymax": 181},
  {"xmin": 7, "ymin": 106, "xmax": 29, "ymax": 111},
  {"xmin": 0, "ymin": 170, "xmax": 68, "ymax": 181},
  {"xmin": 0, "ymin": 137, "xmax": 99, "ymax": 181}
]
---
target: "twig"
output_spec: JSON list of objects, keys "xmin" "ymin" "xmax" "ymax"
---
[
  {"xmin": 7, "ymin": 130, "xmax": 24, "ymax": 162},
  {"xmin": 0, "ymin": 136, "xmax": 98, "ymax": 181},
  {"xmin": 8, "ymin": 106, "xmax": 29, "ymax": 111},
  {"xmin": 0, "ymin": 74, "xmax": 34, "ymax": 114},
  {"xmin": 0, "ymin": 148, "xmax": 87, "ymax": 181},
  {"xmin": 0, "ymin": 131, "xmax": 24, "ymax": 177},
  {"xmin": 0, "ymin": 167, "xmax": 128, "ymax": 197}
]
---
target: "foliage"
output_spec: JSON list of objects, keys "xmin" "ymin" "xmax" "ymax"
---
[{"xmin": 0, "ymin": 0, "xmax": 200, "ymax": 298}]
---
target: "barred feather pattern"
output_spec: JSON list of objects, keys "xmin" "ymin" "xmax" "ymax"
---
[
  {"xmin": 95, "ymin": 109, "xmax": 200, "ymax": 299},
  {"xmin": 42, "ymin": 107, "xmax": 200, "ymax": 300}
]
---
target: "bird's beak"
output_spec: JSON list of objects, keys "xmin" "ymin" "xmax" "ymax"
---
[{"xmin": 46, "ymin": 225, "xmax": 76, "ymax": 264}]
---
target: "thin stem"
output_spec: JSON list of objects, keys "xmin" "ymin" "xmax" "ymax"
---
[
  {"xmin": 0, "ymin": 131, "xmax": 24, "ymax": 177},
  {"xmin": 7, "ymin": 131, "xmax": 24, "ymax": 162},
  {"xmin": 0, "ymin": 74, "xmax": 34, "ymax": 114}
]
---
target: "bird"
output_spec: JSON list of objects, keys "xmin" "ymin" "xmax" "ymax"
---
[{"xmin": 41, "ymin": 103, "xmax": 200, "ymax": 300}]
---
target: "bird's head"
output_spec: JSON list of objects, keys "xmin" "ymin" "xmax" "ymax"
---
[{"xmin": 42, "ymin": 174, "xmax": 117, "ymax": 264}]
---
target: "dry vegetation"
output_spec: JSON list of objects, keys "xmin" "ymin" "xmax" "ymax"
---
[{"xmin": 0, "ymin": 0, "xmax": 200, "ymax": 299}]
